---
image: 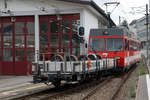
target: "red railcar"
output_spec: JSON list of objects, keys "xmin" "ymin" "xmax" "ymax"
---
[{"xmin": 88, "ymin": 27, "xmax": 141, "ymax": 71}]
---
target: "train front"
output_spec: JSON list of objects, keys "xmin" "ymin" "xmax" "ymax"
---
[{"xmin": 88, "ymin": 28, "xmax": 126, "ymax": 71}]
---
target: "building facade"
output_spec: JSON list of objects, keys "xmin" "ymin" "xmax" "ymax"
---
[
  {"xmin": 129, "ymin": 16, "xmax": 150, "ymax": 49},
  {"xmin": 129, "ymin": 16, "xmax": 150, "ymax": 44},
  {"xmin": 0, "ymin": 0, "xmax": 114, "ymax": 75}
]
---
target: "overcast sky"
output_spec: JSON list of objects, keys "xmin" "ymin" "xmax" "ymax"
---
[{"xmin": 94, "ymin": 0, "xmax": 149, "ymax": 25}]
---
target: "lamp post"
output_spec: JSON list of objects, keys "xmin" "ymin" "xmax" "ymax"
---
[{"xmin": 131, "ymin": 4, "xmax": 149, "ymax": 63}]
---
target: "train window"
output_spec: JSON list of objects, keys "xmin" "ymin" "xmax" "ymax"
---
[
  {"xmin": 130, "ymin": 41, "xmax": 134, "ymax": 51},
  {"xmin": 128, "ymin": 40, "xmax": 129, "ymax": 51},
  {"xmin": 125, "ymin": 39, "xmax": 128, "ymax": 51},
  {"xmin": 90, "ymin": 38, "xmax": 105, "ymax": 51},
  {"xmin": 106, "ymin": 38, "xmax": 123, "ymax": 51},
  {"xmin": 130, "ymin": 41, "xmax": 138, "ymax": 51},
  {"xmin": 125, "ymin": 39, "xmax": 129, "ymax": 51}
]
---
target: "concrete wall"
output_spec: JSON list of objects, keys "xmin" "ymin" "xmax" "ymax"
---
[{"xmin": 84, "ymin": 9, "xmax": 98, "ymax": 40}]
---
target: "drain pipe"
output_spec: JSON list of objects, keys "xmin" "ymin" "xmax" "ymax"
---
[{"xmin": 4, "ymin": 0, "xmax": 7, "ymax": 9}]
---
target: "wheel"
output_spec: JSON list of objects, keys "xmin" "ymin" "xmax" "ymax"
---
[
  {"xmin": 33, "ymin": 75, "xmax": 39, "ymax": 83},
  {"xmin": 53, "ymin": 79, "xmax": 61, "ymax": 88},
  {"xmin": 96, "ymin": 72, "xmax": 102, "ymax": 80}
]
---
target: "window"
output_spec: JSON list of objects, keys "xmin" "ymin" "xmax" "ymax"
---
[
  {"xmin": 27, "ymin": 22, "xmax": 34, "ymax": 34},
  {"xmin": 27, "ymin": 49, "xmax": 34, "ymax": 61},
  {"xmin": 0, "ymin": 24, "xmax": 1, "ymax": 34},
  {"xmin": 72, "ymin": 20, "xmax": 80, "ymax": 33},
  {"xmin": 50, "ymin": 35, "xmax": 58, "ymax": 47},
  {"xmin": 130, "ymin": 41, "xmax": 138, "ymax": 51},
  {"xmin": 62, "ymin": 48, "xmax": 70, "ymax": 54},
  {"xmin": 0, "ymin": 49, "xmax": 1, "ymax": 61},
  {"xmin": 72, "ymin": 48, "xmax": 80, "ymax": 56},
  {"xmin": 3, "ymin": 49, "xmax": 13, "ymax": 61},
  {"xmin": 107, "ymin": 38, "xmax": 123, "ymax": 51},
  {"xmin": 90, "ymin": 38, "xmax": 105, "ymax": 51},
  {"xmin": 50, "ymin": 48, "xmax": 58, "ymax": 52},
  {"xmin": 27, "ymin": 36, "xmax": 35, "ymax": 48},
  {"xmin": 40, "ymin": 48, "xmax": 48, "ymax": 52},
  {"xmin": 130, "ymin": 41, "xmax": 133, "ymax": 51},
  {"xmin": 3, "ymin": 23, "xmax": 12, "ymax": 34},
  {"xmin": 15, "ymin": 49, "xmax": 24, "ymax": 61},
  {"xmin": 62, "ymin": 34, "xmax": 70, "ymax": 47},
  {"xmin": 0, "ymin": 24, "xmax": 2, "ymax": 47},
  {"xmin": 0, "ymin": 34, "xmax": 2, "ymax": 49},
  {"xmin": 3, "ymin": 36, "xmax": 12, "ymax": 48},
  {"xmin": 72, "ymin": 34, "xmax": 80, "ymax": 46},
  {"xmin": 15, "ymin": 22, "xmax": 24, "ymax": 34},
  {"xmin": 61, "ymin": 20, "xmax": 70, "ymax": 34},
  {"xmin": 125, "ymin": 39, "xmax": 129, "ymax": 51},
  {"xmin": 50, "ymin": 21, "xmax": 58, "ymax": 33},
  {"xmin": 15, "ymin": 36, "xmax": 24, "ymax": 48},
  {"xmin": 40, "ymin": 22, "xmax": 48, "ymax": 34},
  {"xmin": 40, "ymin": 35, "xmax": 48, "ymax": 47}
]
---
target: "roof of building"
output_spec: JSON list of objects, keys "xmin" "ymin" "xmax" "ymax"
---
[
  {"xmin": 129, "ymin": 20, "xmax": 137, "ymax": 25},
  {"xmin": 57, "ymin": 0, "xmax": 116, "ymax": 26}
]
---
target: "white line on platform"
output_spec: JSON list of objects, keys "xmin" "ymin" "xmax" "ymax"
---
[
  {"xmin": 146, "ymin": 74, "xmax": 150, "ymax": 100},
  {"xmin": 0, "ymin": 82, "xmax": 32, "ymax": 92}
]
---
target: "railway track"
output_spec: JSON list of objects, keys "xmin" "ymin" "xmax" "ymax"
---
[
  {"xmin": 81, "ymin": 64, "xmax": 137, "ymax": 100},
  {"xmin": 81, "ymin": 77, "xmax": 113, "ymax": 100},
  {"xmin": 16, "ymin": 64, "xmax": 138, "ymax": 100},
  {"xmin": 110, "ymin": 64, "xmax": 137, "ymax": 100},
  {"xmin": 17, "ymin": 77, "xmax": 108, "ymax": 100}
]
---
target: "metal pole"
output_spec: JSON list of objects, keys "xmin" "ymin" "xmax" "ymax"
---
[
  {"xmin": 4, "ymin": 0, "xmax": 7, "ymax": 9},
  {"xmin": 146, "ymin": 4, "xmax": 149, "ymax": 63},
  {"xmin": 119, "ymin": 16, "xmax": 121, "ymax": 25}
]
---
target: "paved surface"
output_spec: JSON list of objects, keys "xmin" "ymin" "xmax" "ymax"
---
[
  {"xmin": 0, "ymin": 76, "xmax": 33, "ymax": 91},
  {"xmin": 146, "ymin": 75, "xmax": 150, "ymax": 100},
  {"xmin": 0, "ymin": 76, "xmax": 52, "ymax": 100},
  {"xmin": 137, "ymin": 49, "xmax": 150, "ymax": 100},
  {"xmin": 136, "ymin": 74, "xmax": 150, "ymax": 100}
]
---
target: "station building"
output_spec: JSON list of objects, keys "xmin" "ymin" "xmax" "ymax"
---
[{"xmin": 0, "ymin": 0, "xmax": 115, "ymax": 75}]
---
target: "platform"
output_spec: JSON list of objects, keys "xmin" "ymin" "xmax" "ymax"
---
[
  {"xmin": 136, "ymin": 74, "xmax": 150, "ymax": 100},
  {"xmin": 0, "ymin": 76, "xmax": 52, "ymax": 100}
]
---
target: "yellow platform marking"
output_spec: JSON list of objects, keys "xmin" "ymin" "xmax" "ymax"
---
[
  {"xmin": 61, "ymin": 80, "xmax": 66, "ymax": 83},
  {"xmin": 0, "ymin": 83, "xmax": 51, "ymax": 96}
]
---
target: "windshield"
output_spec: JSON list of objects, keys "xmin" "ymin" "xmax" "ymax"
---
[
  {"xmin": 90, "ymin": 38, "xmax": 105, "ymax": 51},
  {"xmin": 106, "ymin": 38, "xmax": 123, "ymax": 51}
]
